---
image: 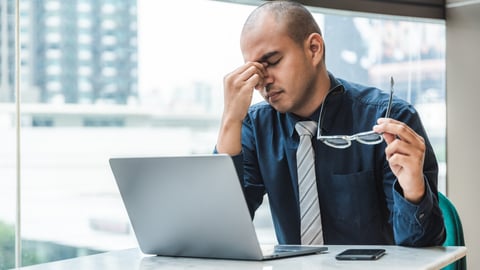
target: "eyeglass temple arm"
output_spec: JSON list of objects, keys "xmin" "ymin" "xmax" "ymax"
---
[{"xmin": 385, "ymin": 76, "xmax": 394, "ymax": 118}]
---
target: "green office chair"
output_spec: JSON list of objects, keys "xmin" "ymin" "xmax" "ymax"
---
[{"xmin": 438, "ymin": 192, "xmax": 466, "ymax": 270}]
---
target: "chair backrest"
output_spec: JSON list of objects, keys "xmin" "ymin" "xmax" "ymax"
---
[{"xmin": 438, "ymin": 192, "xmax": 466, "ymax": 270}]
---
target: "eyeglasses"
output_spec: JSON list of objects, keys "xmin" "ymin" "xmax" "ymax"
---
[{"xmin": 316, "ymin": 77, "xmax": 394, "ymax": 149}]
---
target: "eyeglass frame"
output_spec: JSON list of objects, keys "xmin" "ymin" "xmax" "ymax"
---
[{"xmin": 316, "ymin": 77, "xmax": 395, "ymax": 149}]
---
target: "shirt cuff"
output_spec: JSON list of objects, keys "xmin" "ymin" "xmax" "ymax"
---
[{"xmin": 392, "ymin": 177, "xmax": 435, "ymax": 226}]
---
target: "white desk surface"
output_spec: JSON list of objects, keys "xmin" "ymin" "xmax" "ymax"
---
[{"xmin": 17, "ymin": 245, "xmax": 466, "ymax": 270}]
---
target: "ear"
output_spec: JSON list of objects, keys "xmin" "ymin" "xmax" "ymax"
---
[{"xmin": 305, "ymin": 33, "xmax": 325, "ymax": 67}]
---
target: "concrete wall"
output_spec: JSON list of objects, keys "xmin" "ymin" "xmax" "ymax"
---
[{"xmin": 446, "ymin": 0, "xmax": 480, "ymax": 268}]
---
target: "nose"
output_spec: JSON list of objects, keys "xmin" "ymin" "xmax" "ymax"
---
[
  {"xmin": 263, "ymin": 70, "xmax": 274, "ymax": 86},
  {"xmin": 257, "ymin": 70, "xmax": 274, "ymax": 92},
  {"xmin": 255, "ymin": 71, "xmax": 273, "ymax": 94}
]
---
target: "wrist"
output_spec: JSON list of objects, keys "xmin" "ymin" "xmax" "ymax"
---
[
  {"xmin": 402, "ymin": 178, "xmax": 426, "ymax": 204},
  {"xmin": 216, "ymin": 117, "xmax": 243, "ymax": 155}
]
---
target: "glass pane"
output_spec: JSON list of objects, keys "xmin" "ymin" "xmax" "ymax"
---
[
  {"xmin": 16, "ymin": 0, "xmax": 446, "ymax": 266},
  {"xmin": 19, "ymin": 0, "xmax": 141, "ymax": 266},
  {"xmin": 0, "ymin": 0, "xmax": 17, "ymax": 268}
]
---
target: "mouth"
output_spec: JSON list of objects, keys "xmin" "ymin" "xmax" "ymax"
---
[{"xmin": 266, "ymin": 90, "xmax": 283, "ymax": 102}]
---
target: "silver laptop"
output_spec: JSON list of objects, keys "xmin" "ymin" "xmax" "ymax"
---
[{"xmin": 109, "ymin": 154, "xmax": 327, "ymax": 260}]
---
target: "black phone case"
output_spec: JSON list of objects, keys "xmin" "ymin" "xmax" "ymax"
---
[{"xmin": 335, "ymin": 249, "xmax": 386, "ymax": 260}]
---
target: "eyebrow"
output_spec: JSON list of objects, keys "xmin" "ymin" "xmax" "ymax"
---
[{"xmin": 256, "ymin": 51, "xmax": 279, "ymax": 63}]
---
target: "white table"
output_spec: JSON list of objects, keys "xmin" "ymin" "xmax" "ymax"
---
[{"xmin": 17, "ymin": 245, "xmax": 467, "ymax": 270}]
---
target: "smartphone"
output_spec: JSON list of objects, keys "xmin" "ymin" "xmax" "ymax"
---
[{"xmin": 335, "ymin": 248, "xmax": 386, "ymax": 260}]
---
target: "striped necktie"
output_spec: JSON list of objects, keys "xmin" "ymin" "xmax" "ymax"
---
[{"xmin": 295, "ymin": 121, "xmax": 324, "ymax": 245}]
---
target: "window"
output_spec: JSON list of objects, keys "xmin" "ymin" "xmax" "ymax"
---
[
  {"xmin": 0, "ymin": 0, "xmax": 446, "ymax": 268},
  {"xmin": 0, "ymin": 0, "xmax": 16, "ymax": 268}
]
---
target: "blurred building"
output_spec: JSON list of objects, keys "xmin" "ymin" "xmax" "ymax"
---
[
  {"xmin": 0, "ymin": 0, "xmax": 138, "ymax": 105},
  {"xmin": 0, "ymin": 0, "xmax": 15, "ymax": 102}
]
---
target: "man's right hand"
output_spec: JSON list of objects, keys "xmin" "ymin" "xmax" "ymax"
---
[{"xmin": 216, "ymin": 62, "xmax": 267, "ymax": 155}]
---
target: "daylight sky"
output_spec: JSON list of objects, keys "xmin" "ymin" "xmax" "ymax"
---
[{"xmin": 137, "ymin": 1, "xmax": 255, "ymax": 98}]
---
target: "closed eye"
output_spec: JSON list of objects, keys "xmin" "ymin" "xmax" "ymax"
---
[
  {"xmin": 257, "ymin": 51, "xmax": 281, "ymax": 68},
  {"xmin": 265, "ymin": 57, "xmax": 281, "ymax": 67}
]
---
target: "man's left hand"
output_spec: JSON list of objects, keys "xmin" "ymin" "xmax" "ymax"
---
[{"xmin": 373, "ymin": 118, "xmax": 426, "ymax": 204}]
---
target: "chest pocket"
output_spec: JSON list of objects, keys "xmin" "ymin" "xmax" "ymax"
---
[{"xmin": 322, "ymin": 170, "xmax": 381, "ymax": 228}]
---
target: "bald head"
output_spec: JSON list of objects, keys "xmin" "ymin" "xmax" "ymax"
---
[{"xmin": 242, "ymin": 1, "xmax": 322, "ymax": 47}]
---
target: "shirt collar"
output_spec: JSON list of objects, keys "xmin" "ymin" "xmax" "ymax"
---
[{"xmin": 326, "ymin": 72, "xmax": 345, "ymax": 97}]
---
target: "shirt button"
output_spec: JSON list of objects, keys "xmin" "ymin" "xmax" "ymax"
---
[{"xmin": 418, "ymin": 213, "xmax": 425, "ymax": 219}]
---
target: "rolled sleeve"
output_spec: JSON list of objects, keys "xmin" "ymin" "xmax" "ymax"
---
[{"xmin": 392, "ymin": 178, "xmax": 444, "ymax": 246}]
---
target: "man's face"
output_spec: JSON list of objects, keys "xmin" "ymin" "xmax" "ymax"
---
[{"xmin": 240, "ymin": 15, "xmax": 317, "ymax": 116}]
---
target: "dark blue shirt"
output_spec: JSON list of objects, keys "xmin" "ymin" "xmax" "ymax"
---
[{"xmin": 227, "ymin": 73, "xmax": 445, "ymax": 246}]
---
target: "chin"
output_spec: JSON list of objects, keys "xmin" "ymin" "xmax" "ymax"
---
[{"xmin": 269, "ymin": 103, "xmax": 289, "ymax": 113}]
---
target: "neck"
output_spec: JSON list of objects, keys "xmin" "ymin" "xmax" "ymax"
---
[{"xmin": 295, "ymin": 68, "xmax": 331, "ymax": 118}]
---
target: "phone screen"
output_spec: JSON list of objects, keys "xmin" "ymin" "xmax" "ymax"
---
[{"xmin": 335, "ymin": 248, "xmax": 386, "ymax": 260}]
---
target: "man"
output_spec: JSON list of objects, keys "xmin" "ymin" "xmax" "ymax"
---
[{"xmin": 216, "ymin": 1, "xmax": 445, "ymax": 246}]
